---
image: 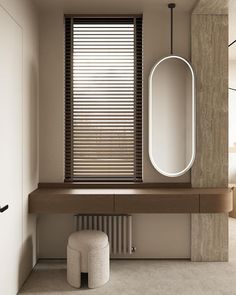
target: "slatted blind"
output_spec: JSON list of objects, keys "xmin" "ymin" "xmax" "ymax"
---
[{"xmin": 65, "ymin": 16, "xmax": 142, "ymax": 182}]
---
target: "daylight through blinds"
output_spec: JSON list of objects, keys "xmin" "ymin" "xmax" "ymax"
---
[{"xmin": 65, "ymin": 17, "xmax": 142, "ymax": 181}]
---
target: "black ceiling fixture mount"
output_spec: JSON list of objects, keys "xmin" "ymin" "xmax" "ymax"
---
[{"xmin": 168, "ymin": 3, "xmax": 176, "ymax": 55}]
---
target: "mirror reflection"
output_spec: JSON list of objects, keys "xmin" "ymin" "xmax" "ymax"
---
[{"xmin": 149, "ymin": 55, "xmax": 195, "ymax": 177}]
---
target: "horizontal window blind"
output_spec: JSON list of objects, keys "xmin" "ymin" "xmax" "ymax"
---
[{"xmin": 65, "ymin": 16, "xmax": 142, "ymax": 182}]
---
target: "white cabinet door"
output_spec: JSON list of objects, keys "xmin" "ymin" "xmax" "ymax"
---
[{"xmin": 0, "ymin": 6, "xmax": 23, "ymax": 295}]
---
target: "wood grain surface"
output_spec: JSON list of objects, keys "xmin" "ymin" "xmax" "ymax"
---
[
  {"xmin": 193, "ymin": 0, "xmax": 228, "ymax": 15},
  {"xmin": 191, "ymin": 14, "xmax": 228, "ymax": 188}
]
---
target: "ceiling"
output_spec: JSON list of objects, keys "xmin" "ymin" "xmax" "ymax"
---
[
  {"xmin": 31, "ymin": 0, "xmax": 236, "ymax": 59},
  {"xmin": 32, "ymin": 0, "xmax": 197, "ymax": 13}
]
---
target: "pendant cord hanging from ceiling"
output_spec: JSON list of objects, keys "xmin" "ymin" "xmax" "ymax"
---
[
  {"xmin": 168, "ymin": 3, "xmax": 176, "ymax": 55},
  {"xmin": 167, "ymin": 4, "xmax": 236, "ymax": 91}
]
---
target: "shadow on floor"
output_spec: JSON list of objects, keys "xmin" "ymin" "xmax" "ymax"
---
[{"xmin": 20, "ymin": 264, "xmax": 92, "ymax": 293}]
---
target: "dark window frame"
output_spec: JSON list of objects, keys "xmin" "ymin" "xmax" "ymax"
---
[{"xmin": 64, "ymin": 15, "xmax": 143, "ymax": 182}]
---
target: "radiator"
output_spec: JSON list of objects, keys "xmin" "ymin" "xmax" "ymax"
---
[{"xmin": 75, "ymin": 214, "xmax": 133, "ymax": 256}]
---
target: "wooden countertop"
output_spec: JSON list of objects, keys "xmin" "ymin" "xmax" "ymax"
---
[{"xmin": 29, "ymin": 184, "xmax": 233, "ymax": 214}]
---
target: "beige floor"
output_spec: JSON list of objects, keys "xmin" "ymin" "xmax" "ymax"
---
[{"xmin": 19, "ymin": 218, "xmax": 236, "ymax": 295}]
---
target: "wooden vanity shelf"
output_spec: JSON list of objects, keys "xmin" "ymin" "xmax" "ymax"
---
[{"xmin": 29, "ymin": 183, "xmax": 233, "ymax": 214}]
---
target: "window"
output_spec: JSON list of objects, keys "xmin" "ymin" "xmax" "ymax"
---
[{"xmin": 65, "ymin": 16, "xmax": 142, "ymax": 182}]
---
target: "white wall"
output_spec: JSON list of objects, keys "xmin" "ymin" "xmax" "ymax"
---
[
  {"xmin": 229, "ymin": 61, "xmax": 236, "ymax": 182},
  {"xmin": 229, "ymin": 0, "xmax": 236, "ymax": 183},
  {"xmin": 0, "ymin": 8, "xmax": 23, "ymax": 294},
  {"xmin": 37, "ymin": 1, "xmax": 192, "ymax": 258},
  {"xmin": 38, "ymin": 5, "xmax": 191, "ymax": 184},
  {"xmin": 0, "ymin": 0, "xmax": 39, "ymax": 289},
  {"xmin": 38, "ymin": 214, "xmax": 190, "ymax": 259}
]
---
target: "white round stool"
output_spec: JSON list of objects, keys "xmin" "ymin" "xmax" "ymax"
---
[{"xmin": 67, "ymin": 230, "xmax": 109, "ymax": 289}]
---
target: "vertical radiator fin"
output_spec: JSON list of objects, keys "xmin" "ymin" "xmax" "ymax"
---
[{"xmin": 75, "ymin": 214, "xmax": 133, "ymax": 256}]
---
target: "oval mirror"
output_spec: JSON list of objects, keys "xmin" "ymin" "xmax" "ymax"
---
[{"xmin": 149, "ymin": 55, "xmax": 195, "ymax": 177}]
